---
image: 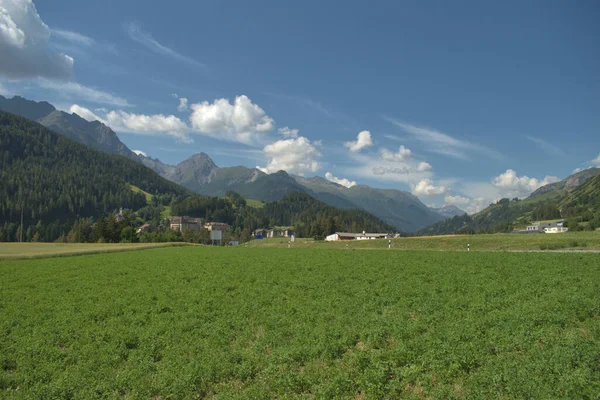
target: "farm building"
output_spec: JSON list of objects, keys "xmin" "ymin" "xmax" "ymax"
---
[
  {"xmin": 169, "ymin": 216, "xmax": 201, "ymax": 232},
  {"xmin": 325, "ymin": 232, "xmax": 391, "ymax": 241},
  {"xmin": 526, "ymin": 222, "xmax": 555, "ymax": 231}
]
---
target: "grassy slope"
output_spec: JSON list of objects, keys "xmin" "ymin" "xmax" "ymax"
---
[
  {"xmin": 129, "ymin": 184, "xmax": 153, "ymax": 203},
  {"xmin": 0, "ymin": 247, "xmax": 598, "ymax": 398},
  {"xmin": 246, "ymin": 198, "xmax": 265, "ymax": 208},
  {"xmin": 247, "ymin": 232, "xmax": 600, "ymax": 251}
]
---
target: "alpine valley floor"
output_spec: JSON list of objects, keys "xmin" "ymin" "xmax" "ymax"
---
[{"xmin": 1, "ymin": 246, "xmax": 599, "ymax": 399}]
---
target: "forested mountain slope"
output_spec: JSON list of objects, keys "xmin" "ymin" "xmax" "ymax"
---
[{"xmin": 0, "ymin": 111, "xmax": 188, "ymax": 241}]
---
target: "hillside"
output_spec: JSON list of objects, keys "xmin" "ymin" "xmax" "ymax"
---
[
  {"xmin": 419, "ymin": 168, "xmax": 600, "ymax": 235},
  {"xmin": 0, "ymin": 111, "xmax": 189, "ymax": 242},
  {"xmin": 0, "ymin": 95, "xmax": 139, "ymax": 160}
]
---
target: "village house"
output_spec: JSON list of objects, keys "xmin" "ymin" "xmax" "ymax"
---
[
  {"xmin": 136, "ymin": 223, "xmax": 151, "ymax": 234},
  {"xmin": 325, "ymin": 231, "xmax": 391, "ymax": 241},
  {"xmin": 169, "ymin": 216, "xmax": 201, "ymax": 232},
  {"xmin": 266, "ymin": 228, "xmax": 293, "ymax": 238},
  {"xmin": 204, "ymin": 222, "xmax": 230, "ymax": 232}
]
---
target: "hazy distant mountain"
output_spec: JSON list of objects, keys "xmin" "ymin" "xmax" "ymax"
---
[
  {"xmin": 0, "ymin": 95, "xmax": 139, "ymax": 161},
  {"xmin": 429, "ymin": 205, "xmax": 467, "ymax": 218},
  {"xmin": 294, "ymin": 176, "xmax": 446, "ymax": 232}
]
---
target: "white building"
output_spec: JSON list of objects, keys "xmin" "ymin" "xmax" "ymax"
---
[
  {"xmin": 325, "ymin": 232, "xmax": 390, "ymax": 241},
  {"xmin": 544, "ymin": 226, "xmax": 569, "ymax": 234}
]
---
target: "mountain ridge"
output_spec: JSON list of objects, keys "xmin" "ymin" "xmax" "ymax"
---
[{"xmin": 0, "ymin": 95, "xmax": 139, "ymax": 161}]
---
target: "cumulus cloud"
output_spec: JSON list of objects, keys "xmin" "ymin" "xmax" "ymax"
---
[
  {"xmin": 106, "ymin": 110, "xmax": 191, "ymax": 143},
  {"xmin": 444, "ymin": 195, "xmax": 471, "ymax": 206},
  {"xmin": 0, "ymin": 0, "xmax": 74, "ymax": 79},
  {"xmin": 257, "ymin": 136, "xmax": 321, "ymax": 175},
  {"xmin": 278, "ymin": 126, "xmax": 299, "ymax": 138},
  {"xmin": 69, "ymin": 103, "xmax": 191, "ymax": 142},
  {"xmin": 132, "ymin": 149, "xmax": 147, "ymax": 157},
  {"xmin": 381, "ymin": 145, "xmax": 412, "ymax": 162},
  {"xmin": 491, "ymin": 169, "xmax": 559, "ymax": 198},
  {"xmin": 189, "ymin": 95, "xmax": 275, "ymax": 144},
  {"xmin": 325, "ymin": 172, "xmax": 356, "ymax": 188},
  {"xmin": 411, "ymin": 179, "xmax": 447, "ymax": 197},
  {"xmin": 177, "ymin": 97, "xmax": 188, "ymax": 112},
  {"xmin": 345, "ymin": 130, "xmax": 373, "ymax": 152},
  {"xmin": 592, "ymin": 154, "xmax": 600, "ymax": 167}
]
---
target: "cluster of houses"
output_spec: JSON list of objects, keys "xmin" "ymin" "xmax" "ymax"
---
[
  {"xmin": 167, "ymin": 216, "xmax": 230, "ymax": 233},
  {"xmin": 253, "ymin": 228, "xmax": 294, "ymax": 239},
  {"xmin": 521, "ymin": 221, "xmax": 568, "ymax": 234}
]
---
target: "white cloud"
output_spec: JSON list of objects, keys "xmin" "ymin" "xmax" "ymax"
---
[
  {"xmin": 69, "ymin": 104, "xmax": 103, "ymax": 122},
  {"xmin": 0, "ymin": 0, "xmax": 74, "ymax": 79},
  {"xmin": 257, "ymin": 136, "xmax": 321, "ymax": 175},
  {"xmin": 132, "ymin": 149, "xmax": 147, "ymax": 157},
  {"xmin": 177, "ymin": 97, "xmax": 188, "ymax": 112},
  {"xmin": 37, "ymin": 79, "xmax": 131, "ymax": 107},
  {"xmin": 491, "ymin": 169, "xmax": 559, "ymax": 198},
  {"xmin": 106, "ymin": 110, "xmax": 191, "ymax": 143},
  {"xmin": 189, "ymin": 95, "xmax": 275, "ymax": 145},
  {"xmin": 68, "ymin": 103, "xmax": 191, "ymax": 142},
  {"xmin": 444, "ymin": 195, "xmax": 471, "ymax": 206},
  {"xmin": 125, "ymin": 21, "xmax": 203, "ymax": 67},
  {"xmin": 411, "ymin": 179, "xmax": 447, "ymax": 197},
  {"xmin": 591, "ymin": 154, "xmax": 600, "ymax": 167},
  {"xmin": 345, "ymin": 130, "xmax": 373, "ymax": 152},
  {"xmin": 384, "ymin": 117, "xmax": 502, "ymax": 160},
  {"xmin": 525, "ymin": 136, "xmax": 565, "ymax": 157},
  {"xmin": 278, "ymin": 126, "xmax": 299, "ymax": 138},
  {"xmin": 381, "ymin": 145, "xmax": 412, "ymax": 162},
  {"xmin": 325, "ymin": 172, "xmax": 356, "ymax": 188}
]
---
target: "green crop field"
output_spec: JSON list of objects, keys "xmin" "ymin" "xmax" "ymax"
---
[
  {"xmin": 1, "ymin": 247, "xmax": 599, "ymax": 399},
  {"xmin": 247, "ymin": 231, "xmax": 600, "ymax": 251}
]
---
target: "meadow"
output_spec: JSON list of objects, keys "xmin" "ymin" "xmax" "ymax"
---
[
  {"xmin": 248, "ymin": 231, "xmax": 600, "ymax": 251},
  {"xmin": 1, "ymin": 247, "xmax": 599, "ymax": 399}
]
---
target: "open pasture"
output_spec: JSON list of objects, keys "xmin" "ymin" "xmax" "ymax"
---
[
  {"xmin": 1, "ymin": 247, "xmax": 599, "ymax": 399},
  {"xmin": 248, "ymin": 231, "xmax": 600, "ymax": 251}
]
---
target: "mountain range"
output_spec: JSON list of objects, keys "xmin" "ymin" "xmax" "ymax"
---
[
  {"xmin": 137, "ymin": 153, "xmax": 448, "ymax": 232},
  {"xmin": 0, "ymin": 95, "xmax": 462, "ymax": 232}
]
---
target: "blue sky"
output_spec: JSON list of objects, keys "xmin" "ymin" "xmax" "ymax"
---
[{"xmin": 1, "ymin": 0, "xmax": 599, "ymax": 212}]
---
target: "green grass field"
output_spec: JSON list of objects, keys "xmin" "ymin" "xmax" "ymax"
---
[
  {"xmin": 0, "ymin": 243, "xmax": 192, "ymax": 260},
  {"xmin": 247, "ymin": 231, "xmax": 600, "ymax": 251},
  {"xmin": 1, "ymin": 247, "xmax": 599, "ymax": 399}
]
